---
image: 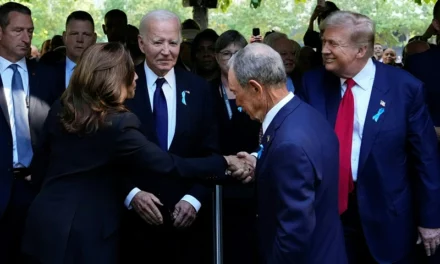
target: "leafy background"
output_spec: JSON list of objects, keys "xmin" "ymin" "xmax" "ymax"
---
[{"xmin": 1, "ymin": 0, "xmax": 437, "ymax": 53}]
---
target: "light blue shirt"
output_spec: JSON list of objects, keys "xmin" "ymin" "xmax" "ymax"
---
[
  {"xmin": 0, "ymin": 56, "xmax": 31, "ymax": 168},
  {"xmin": 287, "ymin": 77, "xmax": 295, "ymax": 93},
  {"xmin": 65, "ymin": 57, "xmax": 76, "ymax": 89}
]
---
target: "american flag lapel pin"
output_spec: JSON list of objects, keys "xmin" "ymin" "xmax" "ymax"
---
[{"xmin": 380, "ymin": 100, "xmax": 386, "ymax": 107}]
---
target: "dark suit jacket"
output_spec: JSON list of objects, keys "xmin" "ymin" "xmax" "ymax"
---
[
  {"xmin": 124, "ymin": 64, "xmax": 219, "ymax": 210},
  {"xmin": 21, "ymin": 101, "xmax": 226, "ymax": 264},
  {"xmin": 405, "ymin": 47, "xmax": 440, "ymax": 126},
  {"xmin": 301, "ymin": 61, "xmax": 440, "ymax": 263},
  {"xmin": 256, "ymin": 96, "xmax": 347, "ymax": 264},
  {"xmin": 0, "ymin": 59, "xmax": 62, "ymax": 218}
]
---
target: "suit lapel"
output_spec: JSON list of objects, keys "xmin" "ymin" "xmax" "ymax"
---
[
  {"xmin": 0, "ymin": 76, "xmax": 10, "ymax": 127},
  {"xmin": 256, "ymin": 96, "xmax": 301, "ymax": 172},
  {"xmin": 324, "ymin": 71, "xmax": 342, "ymax": 129},
  {"xmin": 170, "ymin": 67, "xmax": 190, "ymax": 150},
  {"xmin": 358, "ymin": 62, "xmax": 391, "ymax": 175}
]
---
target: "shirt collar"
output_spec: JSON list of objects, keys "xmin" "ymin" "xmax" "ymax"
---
[
  {"xmin": 262, "ymin": 92, "xmax": 294, "ymax": 134},
  {"xmin": 0, "ymin": 56, "xmax": 28, "ymax": 74},
  {"xmin": 66, "ymin": 56, "xmax": 76, "ymax": 72},
  {"xmin": 144, "ymin": 60, "xmax": 176, "ymax": 90},
  {"xmin": 340, "ymin": 58, "xmax": 375, "ymax": 91}
]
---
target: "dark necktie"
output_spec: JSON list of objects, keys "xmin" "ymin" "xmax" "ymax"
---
[
  {"xmin": 153, "ymin": 78, "xmax": 168, "ymax": 151},
  {"xmin": 10, "ymin": 64, "xmax": 33, "ymax": 167},
  {"xmin": 335, "ymin": 78, "xmax": 356, "ymax": 214}
]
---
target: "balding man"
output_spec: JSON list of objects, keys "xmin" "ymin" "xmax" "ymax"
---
[
  {"xmin": 301, "ymin": 11, "xmax": 440, "ymax": 263},
  {"xmin": 121, "ymin": 10, "xmax": 217, "ymax": 264},
  {"xmin": 231, "ymin": 43, "xmax": 346, "ymax": 264}
]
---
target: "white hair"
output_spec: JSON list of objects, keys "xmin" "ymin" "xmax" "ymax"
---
[
  {"xmin": 139, "ymin": 10, "xmax": 181, "ymax": 39},
  {"xmin": 228, "ymin": 43, "xmax": 286, "ymax": 89},
  {"xmin": 263, "ymin": 32, "xmax": 288, "ymax": 48},
  {"xmin": 320, "ymin": 11, "xmax": 375, "ymax": 57}
]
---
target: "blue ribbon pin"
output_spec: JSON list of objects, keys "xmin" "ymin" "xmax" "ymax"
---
[
  {"xmin": 372, "ymin": 108, "xmax": 385, "ymax": 122},
  {"xmin": 257, "ymin": 144, "xmax": 264, "ymax": 159},
  {"xmin": 237, "ymin": 107, "xmax": 243, "ymax": 112},
  {"xmin": 181, "ymin": 91, "xmax": 187, "ymax": 105}
]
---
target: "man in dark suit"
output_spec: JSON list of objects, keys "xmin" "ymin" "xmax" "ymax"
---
[
  {"xmin": 230, "ymin": 43, "xmax": 347, "ymax": 264},
  {"xmin": 405, "ymin": 1, "xmax": 440, "ymax": 142},
  {"xmin": 301, "ymin": 11, "xmax": 440, "ymax": 264},
  {"xmin": 60, "ymin": 11, "xmax": 96, "ymax": 89},
  {"xmin": 121, "ymin": 10, "xmax": 218, "ymax": 264},
  {"xmin": 0, "ymin": 3, "xmax": 62, "ymax": 263}
]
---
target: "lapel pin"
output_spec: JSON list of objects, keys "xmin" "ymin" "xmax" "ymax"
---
[
  {"xmin": 380, "ymin": 100, "xmax": 386, "ymax": 107},
  {"xmin": 267, "ymin": 135, "xmax": 270, "ymax": 142},
  {"xmin": 372, "ymin": 108, "xmax": 385, "ymax": 122}
]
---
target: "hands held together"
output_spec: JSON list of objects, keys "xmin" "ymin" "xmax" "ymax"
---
[{"xmin": 224, "ymin": 151, "xmax": 256, "ymax": 184}]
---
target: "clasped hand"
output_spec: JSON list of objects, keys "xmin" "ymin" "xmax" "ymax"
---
[{"xmin": 224, "ymin": 152, "xmax": 256, "ymax": 183}]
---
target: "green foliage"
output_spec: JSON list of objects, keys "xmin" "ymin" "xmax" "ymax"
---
[{"xmin": 1, "ymin": 0, "xmax": 436, "ymax": 51}]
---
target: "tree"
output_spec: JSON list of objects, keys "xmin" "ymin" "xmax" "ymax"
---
[{"xmin": 1, "ymin": 0, "xmax": 435, "ymax": 51}]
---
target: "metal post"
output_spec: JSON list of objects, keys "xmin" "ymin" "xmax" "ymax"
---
[{"xmin": 213, "ymin": 185, "xmax": 223, "ymax": 264}]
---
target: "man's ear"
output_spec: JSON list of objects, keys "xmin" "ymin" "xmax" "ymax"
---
[
  {"xmin": 102, "ymin": 24, "xmax": 107, "ymax": 35},
  {"xmin": 248, "ymin": 79, "xmax": 264, "ymax": 95}
]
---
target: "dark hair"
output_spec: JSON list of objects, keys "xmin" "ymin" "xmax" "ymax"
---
[
  {"xmin": 191, "ymin": 28, "xmax": 219, "ymax": 60},
  {"xmin": 434, "ymin": 1, "xmax": 440, "ymax": 20},
  {"xmin": 104, "ymin": 9, "xmax": 127, "ymax": 24},
  {"xmin": 60, "ymin": 43, "xmax": 134, "ymax": 134},
  {"xmin": 318, "ymin": 1, "xmax": 340, "ymax": 24},
  {"xmin": 66, "ymin": 11, "xmax": 95, "ymax": 30},
  {"xmin": 50, "ymin": 35, "xmax": 64, "ymax": 50},
  {"xmin": 182, "ymin": 19, "xmax": 200, "ymax": 30},
  {"xmin": 215, "ymin": 30, "xmax": 247, "ymax": 53},
  {"xmin": 0, "ymin": 2, "xmax": 31, "ymax": 29}
]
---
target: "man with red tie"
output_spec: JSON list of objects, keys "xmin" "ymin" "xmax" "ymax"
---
[{"xmin": 300, "ymin": 11, "xmax": 440, "ymax": 264}]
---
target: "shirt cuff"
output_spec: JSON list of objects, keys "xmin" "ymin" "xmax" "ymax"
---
[
  {"xmin": 251, "ymin": 152, "xmax": 258, "ymax": 158},
  {"xmin": 124, "ymin": 187, "xmax": 141, "ymax": 209},
  {"xmin": 181, "ymin": 195, "xmax": 201, "ymax": 212}
]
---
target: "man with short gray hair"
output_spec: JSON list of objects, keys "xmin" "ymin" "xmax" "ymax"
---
[
  {"xmin": 301, "ymin": 10, "xmax": 440, "ymax": 263},
  {"xmin": 231, "ymin": 43, "xmax": 347, "ymax": 264}
]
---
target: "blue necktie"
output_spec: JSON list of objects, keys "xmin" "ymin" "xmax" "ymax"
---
[
  {"xmin": 10, "ymin": 64, "xmax": 33, "ymax": 167},
  {"xmin": 153, "ymin": 78, "xmax": 168, "ymax": 151}
]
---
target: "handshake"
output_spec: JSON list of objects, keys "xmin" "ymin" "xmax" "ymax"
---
[{"xmin": 223, "ymin": 152, "xmax": 256, "ymax": 184}]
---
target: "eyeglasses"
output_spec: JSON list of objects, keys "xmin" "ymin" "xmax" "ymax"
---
[{"xmin": 218, "ymin": 50, "xmax": 239, "ymax": 60}]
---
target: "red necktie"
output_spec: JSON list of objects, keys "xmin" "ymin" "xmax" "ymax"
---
[{"xmin": 335, "ymin": 78, "xmax": 356, "ymax": 215}]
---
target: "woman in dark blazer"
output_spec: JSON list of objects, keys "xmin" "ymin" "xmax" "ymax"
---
[{"xmin": 21, "ymin": 43, "xmax": 247, "ymax": 264}]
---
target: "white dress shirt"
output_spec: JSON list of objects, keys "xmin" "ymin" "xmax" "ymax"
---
[
  {"xmin": 339, "ymin": 58, "xmax": 376, "ymax": 181},
  {"xmin": 0, "ymin": 56, "xmax": 31, "ymax": 168},
  {"xmin": 262, "ymin": 92, "xmax": 294, "ymax": 134},
  {"xmin": 65, "ymin": 56, "xmax": 76, "ymax": 89},
  {"xmin": 124, "ymin": 62, "xmax": 201, "ymax": 212}
]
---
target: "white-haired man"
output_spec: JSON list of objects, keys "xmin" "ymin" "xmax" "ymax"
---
[
  {"xmin": 301, "ymin": 11, "xmax": 440, "ymax": 263},
  {"xmin": 121, "ymin": 9, "xmax": 217, "ymax": 264}
]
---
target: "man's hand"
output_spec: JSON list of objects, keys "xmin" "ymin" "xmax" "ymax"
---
[
  {"xmin": 434, "ymin": 127, "xmax": 440, "ymax": 142},
  {"xmin": 131, "ymin": 191, "xmax": 163, "ymax": 225},
  {"xmin": 224, "ymin": 155, "xmax": 254, "ymax": 181},
  {"xmin": 237, "ymin": 151, "xmax": 257, "ymax": 183},
  {"xmin": 250, "ymin": 35, "xmax": 263, "ymax": 43},
  {"xmin": 172, "ymin": 200, "xmax": 196, "ymax": 228},
  {"xmin": 418, "ymin": 226, "xmax": 440, "ymax": 256}
]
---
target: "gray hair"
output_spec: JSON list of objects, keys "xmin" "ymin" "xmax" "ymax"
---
[
  {"xmin": 139, "ymin": 10, "xmax": 181, "ymax": 39},
  {"xmin": 320, "ymin": 11, "xmax": 375, "ymax": 58},
  {"xmin": 228, "ymin": 43, "xmax": 286, "ymax": 88},
  {"xmin": 263, "ymin": 32, "xmax": 288, "ymax": 48}
]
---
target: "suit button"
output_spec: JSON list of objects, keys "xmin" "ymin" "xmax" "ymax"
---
[{"xmin": 256, "ymin": 214, "xmax": 259, "ymax": 218}]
